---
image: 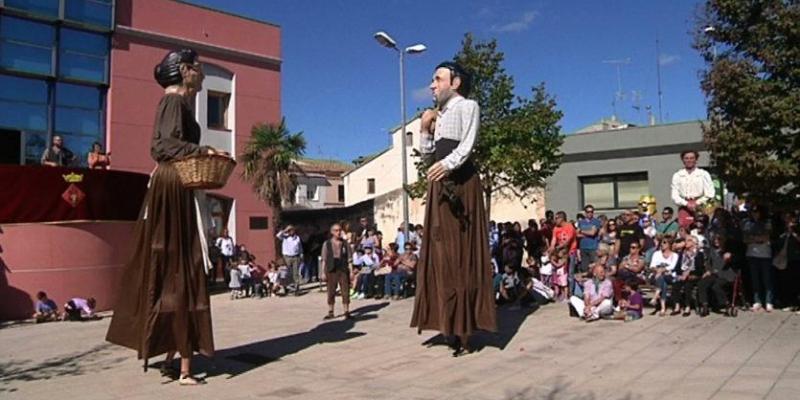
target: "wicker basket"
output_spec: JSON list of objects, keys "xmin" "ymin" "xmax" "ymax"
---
[{"xmin": 172, "ymin": 154, "xmax": 236, "ymax": 190}]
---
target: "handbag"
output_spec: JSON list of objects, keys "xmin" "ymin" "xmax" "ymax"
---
[
  {"xmin": 374, "ymin": 266, "xmax": 392, "ymax": 276},
  {"xmin": 773, "ymin": 235, "xmax": 789, "ymax": 270}
]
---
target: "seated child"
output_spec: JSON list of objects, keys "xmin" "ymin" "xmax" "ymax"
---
[
  {"xmin": 63, "ymin": 297, "xmax": 97, "ymax": 321},
  {"xmin": 498, "ymin": 264, "xmax": 521, "ymax": 306},
  {"xmin": 614, "ymin": 280, "xmax": 644, "ymax": 321},
  {"xmin": 263, "ymin": 261, "xmax": 279, "ymax": 297},
  {"xmin": 33, "ymin": 291, "xmax": 59, "ymax": 323}
]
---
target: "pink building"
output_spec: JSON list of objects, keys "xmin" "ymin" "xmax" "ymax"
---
[
  {"xmin": 0, "ymin": 0, "xmax": 281, "ymax": 320},
  {"xmin": 111, "ymin": 0, "xmax": 281, "ymax": 264}
]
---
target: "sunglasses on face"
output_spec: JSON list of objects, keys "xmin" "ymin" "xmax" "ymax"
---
[{"xmin": 630, "ymin": 245, "xmax": 639, "ymax": 249}]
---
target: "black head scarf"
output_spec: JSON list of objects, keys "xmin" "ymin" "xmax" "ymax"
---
[{"xmin": 154, "ymin": 48, "xmax": 199, "ymax": 88}]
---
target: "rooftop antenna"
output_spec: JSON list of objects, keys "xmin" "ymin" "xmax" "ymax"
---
[
  {"xmin": 602, "ymin": 58, "xmax": 631, "ymax": 119},
  {"xmin": 656, "ymin": 37, "xmax": 664, "ymax": 123},
  {"xmin": 631, "ymin": 90, "xmax": 643, "ymax": 124}
]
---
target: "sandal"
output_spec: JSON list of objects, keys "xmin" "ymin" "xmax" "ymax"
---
[
  {"xmin": 178, "ymin": 374, "xmax": 206, "ymax": 386},
  {"xmin": 343, "ymin": 312, "xmax": 353, "ymax": 320},
  {"xmin": 323, "ymin": 312, "xmax": 335, "ymax": 320}
]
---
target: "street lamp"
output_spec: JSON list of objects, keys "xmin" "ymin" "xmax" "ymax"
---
[
  {"xmin": 373, "ymin": 31, "xmax": 427, "ymax": 242},
  {"xmin": 703, "ymin": 26, "xmax": 717, "ymax": 60}
]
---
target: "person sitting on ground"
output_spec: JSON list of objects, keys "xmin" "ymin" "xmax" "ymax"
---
[
  {"xmin": 33, "ymin": 291, "xmax": 59, "ymax": 323},
  {"xmin": 264, "ymin": 261, "xmax": 279, "ymax": 297},
  {"xmin": 63, "ymin": 297, "xmax": 98, "ymax": 321},
  {"xmin": 614, "ymin": 280, "xmax": 643, "ymax": 321},
  {"xmin": 569, "ymin": 264, "xmax": 614, "ymax": 322},
  {"xmin": 498, "ymin": 264, "xmax": 522, "ymax": 307}
]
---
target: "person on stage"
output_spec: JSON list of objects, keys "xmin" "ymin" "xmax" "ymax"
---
[
  {"xmin": 106, "ymin": 48, "xmax": 218, "ymax": 385},
  {"xmin": 410, "ymin": 61, "xmax": 497, "ymax": 356}
]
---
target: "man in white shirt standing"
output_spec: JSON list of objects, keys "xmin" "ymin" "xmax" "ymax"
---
[
  {"xmin": 276, "ymin": 225, "xmax": 303, "ymax": 296},
  {"xmin": 671, "ymin": 150, "xmax": 715, "ymax": 229}
]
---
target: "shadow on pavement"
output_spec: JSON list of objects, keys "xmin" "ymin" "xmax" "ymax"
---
[
  {"xmin": 0, "ymin": 343, "xmax": 125, "ymax": 393},
  {"xmin": 193, "ymin": 302, "xmax": 389, "ymax": 379},
  {"xmin": 503, "ymin": 377, "xmax": 639, "ymax": 400},
  {"xmin": 422, "ymin": 303, "xmax": 541, "ymax": 352}
]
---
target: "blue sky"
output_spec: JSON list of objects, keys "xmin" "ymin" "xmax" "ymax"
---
[{"xmin": 188, "ymin": 0, "xmax": 708, "ymax": 163}]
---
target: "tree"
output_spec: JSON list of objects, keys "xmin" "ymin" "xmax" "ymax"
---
[
  {"xmin": 407, "ymin": 33, "xmax": 564, "ymax": 218},
  {"xmin": 241, "ymin": 119, "xmax": 306, "ymax": 254},
  {"xmin": 695, "ymin": 0, "xmax": 800, "ymax": 206}
]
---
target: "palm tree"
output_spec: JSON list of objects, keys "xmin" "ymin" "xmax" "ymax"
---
[{"xmin": 241, "ymin": 119, "xmax": 306, "ymax": 255}]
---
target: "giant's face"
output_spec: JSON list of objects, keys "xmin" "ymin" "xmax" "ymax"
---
[
  {"xmin": 682, "ymin": 152, "xmax": 697, "ymax": 169},
  {"xmin": 430, "ymin": 67, "xmax": 457, "ymax": 106},
  {"xmin": 181, "ymin": 59, "xmax": 205, "ymax": 92}
]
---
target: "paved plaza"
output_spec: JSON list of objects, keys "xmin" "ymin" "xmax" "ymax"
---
[{"xmin": 2, "ymin": 288, "xmax": 800, "ymax": 400}]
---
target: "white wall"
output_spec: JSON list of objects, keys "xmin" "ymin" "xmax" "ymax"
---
[{"xmin": 196, "ymin": 63, "xmax": 234, "ymax": 156}]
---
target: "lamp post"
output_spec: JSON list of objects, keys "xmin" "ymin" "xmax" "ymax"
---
[
  {"xmin": 374, "ymin": 31, "xmax": 426, "ymax": 242},
  {"xmin": 703, "ymin": 26, "xmax": 717, "ymax": 60}
]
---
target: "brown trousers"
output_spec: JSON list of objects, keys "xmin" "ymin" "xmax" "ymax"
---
[{"xmin": 326, "ymin": 269, "xmax": 350, "ymax": 305}]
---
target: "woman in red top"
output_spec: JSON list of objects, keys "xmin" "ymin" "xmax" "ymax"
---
[{"xmin": 87, "ymin": 142, "xmax": 111, "ymax": 169}]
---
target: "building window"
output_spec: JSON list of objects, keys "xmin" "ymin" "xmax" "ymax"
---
[
  {"xmin": 338, "ymin": 184, "xmax": 345, "ymax": 202},
  {"xmin": 306, "ymin": 184, "xmax": 318, "ymax": 201},
  {"xmin": 405, "ymin": 131, "xmax": 413, "ymax": 146},
  {"xmin": 0, "ymin": 16, "xmax": 56, "ymax": 76},
  {"xmin": 207, "ymin": 91, "xmax": 230, "ymax": 130},
  {"xmin": 3, "ymin": 0, "xmax": 60, "ymax": 19},
  {"xmin": 64, "ymin": 0, "xmax": 114, "ymax": 30},
  {"xmin": 0, "ymin": 74, "xmax": 49, "ymax": 132},
  {"xmin": 580, "ymin": 172, "xmax": 649, "ymax": 210},
  {"xmin": 59, "ymin": 28, "xmax": 109, "ymax": 83},
  {"xmin": 55, "ymin": 82, "xmax": 104, "ymax": 167},
  {"xmin": 367, "ymin": 178, "xmax": 375, "ymax": 194},
  {"xmin": 249, "ymin": 216, "xmax": 269, "ymax": 230}
]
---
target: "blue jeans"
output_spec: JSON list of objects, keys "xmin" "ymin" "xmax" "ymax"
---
[
  {"xmin": 654, "ymin": 274, "xmax": 674, "ymax": 300},
  {"xmin": 357, "ymin": 273, "xmax": 374, "ymax": 295},
  {"xmin": 384, "ymin": 272, "xmax": 406, "ymax": 297},
  {"xmin": 568, "ymin": 254, "xmax": 578, "ymax": 295},
  {"xmin": 748, "ymin": 256, "xmax": 774, "ymax": 305}
]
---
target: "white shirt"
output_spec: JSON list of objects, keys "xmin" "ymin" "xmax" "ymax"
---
[
  {"xmin": 215, "ymin": 237, "xmax": 234, "ymax": 257},
  {"xmin": 276, "ymin": 232, "xmax": 302, "ymax": 257},
  {"xmin": 420, "ymin": 95, "xmax": 480, "ymax": 171},
  {"xmin": 671, "ymin": 168, "xmax": 715, "ymax": 207},
  {"xmin": 649, "ymin": 251, "xmax": 679, "ymax": 273}
]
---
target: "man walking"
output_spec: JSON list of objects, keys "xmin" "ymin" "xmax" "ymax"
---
[
  {"xmin": 321, "ymin": 223, "xmax": 351, "ymax": 320},
  {"xmin": 276, "ymin": 225, "xmax": 303, "ymax": 295}
]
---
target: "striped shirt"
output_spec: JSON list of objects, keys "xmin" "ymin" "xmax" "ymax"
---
[{"xmin": 420, "ymin": 95, "xmax": 480, "ymax": 171}]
